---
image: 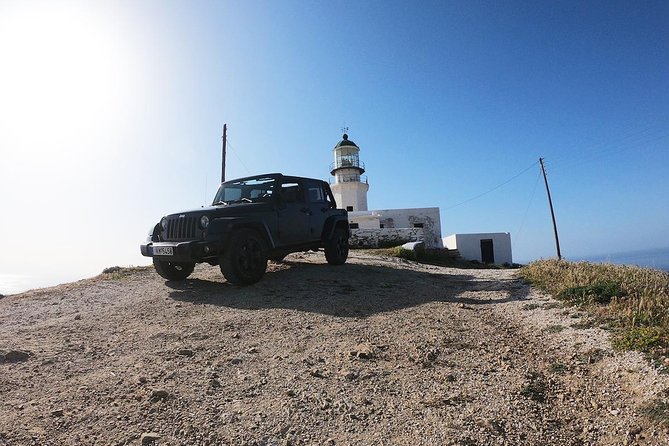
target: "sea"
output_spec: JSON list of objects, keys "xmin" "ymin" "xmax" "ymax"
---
[
  {"xmin": 0, "ymin": 271, "xmax": 93, "ymax": 297},
  {"xmin": 570, "ymin": 246, "xmax": 669, "ymax": 272}
]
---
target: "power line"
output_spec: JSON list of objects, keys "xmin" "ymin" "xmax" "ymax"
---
[
  {"xmin": 515, "ymin": 168, "xmax": 542, "ymax": 241},
  {"xmin": 551, "ymin": 130, "xmax": 669, "ymax": 171},
  {"xmin": 548, "ymin": 125, "xmax": 669, "ymax": 168},
  {"xmin": 225, "ymin": 138, "xmax": 252, "ymax": 176},
  {"xmin": 443, "ymin": 160, "xmax": 539, "ymax": 211}
]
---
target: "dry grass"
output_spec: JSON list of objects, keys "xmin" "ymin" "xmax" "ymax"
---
[
  {"xmin": 100, "ymin": 265, "xmax": 153, "ymax": 280},
  {"xmin": 519, "ymin": 259, "xmax": 669, "ymax": 353}
]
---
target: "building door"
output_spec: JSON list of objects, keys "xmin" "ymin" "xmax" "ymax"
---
[{"xmin": 480, "ymin": 239, "xmax": 494, "ymax": 264}]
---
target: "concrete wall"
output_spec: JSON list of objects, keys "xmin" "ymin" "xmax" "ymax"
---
[
  {"xmin": 349, "ymin": 228, "xmax": 424, "ymax": 249},
  {"xmin": 443, "ymin": 233, "xmax": 512, "ymax": 264},
  {"xmin": 349, "ymin": 207, "xmax": 442, "ymax": 248},
  {"xmin": 349, "ymin": 213, "xmax": 381, "ymax": 229}
]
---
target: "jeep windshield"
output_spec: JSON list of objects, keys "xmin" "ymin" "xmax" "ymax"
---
[{"xmin": 212, "ymin": 176, "xmax": 277, "ymax": 205}]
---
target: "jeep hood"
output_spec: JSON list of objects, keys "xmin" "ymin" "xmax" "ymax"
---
[{"xmin": 165, "ymin": 202, "xmax": 274, "ymax": 218}]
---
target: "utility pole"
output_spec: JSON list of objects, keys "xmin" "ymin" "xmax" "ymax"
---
[
  {"xmin": 539, "ymin": 157, "xmax": 562, "ymax": 260},
  {"xmin": 221, "ymin": 124, "xmax": 227, "ymax": 183}
]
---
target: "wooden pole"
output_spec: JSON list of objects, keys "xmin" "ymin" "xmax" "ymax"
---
[
  {"xmin": 539, "ymin": 157, "xmax": 562, "ymax": 260},
  {"xmin": 221, "ymin": 124, "xmax": 227, "ymax": 183}
]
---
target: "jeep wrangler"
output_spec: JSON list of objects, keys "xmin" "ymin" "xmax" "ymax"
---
[{"xmin": 140, "ymin": 173, "xmax": 350, "ymax": 285}]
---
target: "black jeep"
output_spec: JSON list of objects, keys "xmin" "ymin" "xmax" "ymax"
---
[{"xmin": 140, "ymin": 173, "xmax": 350, "ymax": 285}]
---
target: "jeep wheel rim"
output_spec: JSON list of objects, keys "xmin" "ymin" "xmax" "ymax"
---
[
  {"xmin": 336, "ymin": 235, "xmax": 348, "ymax": 258},
  {"xmin": 239, "ymin": 239, "xmax": 262, "ymax": 274}
]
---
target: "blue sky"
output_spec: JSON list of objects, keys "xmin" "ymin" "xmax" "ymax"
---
[{"xmin": 0, "ymin": 0, "xmax": 667, "ymax": 293}]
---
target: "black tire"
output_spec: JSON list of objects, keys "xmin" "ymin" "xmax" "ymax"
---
[
  {"xmin": 324, "ymin": 227, "xmax": 349, "ymax": 265},
  {"xmin": 220, "ymin": 228, "xmax": 268, "ymax": 285},
  {"xmin": 153, "ymin": 258, "xmax": 195, "ymax": 281}
]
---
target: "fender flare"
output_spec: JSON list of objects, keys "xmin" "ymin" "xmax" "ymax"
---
[
  {"xmin": 322, "ymin": 216, "xmax": 350, "ymax": 241},
  {"xmin": 207, "ymin": 217, "xmax": 277, "ymax": 249}
]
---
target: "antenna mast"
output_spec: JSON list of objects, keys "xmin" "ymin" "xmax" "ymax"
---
[{"xmin": 539, "ymin": 157, "xmax": 562, "ymax": 260}]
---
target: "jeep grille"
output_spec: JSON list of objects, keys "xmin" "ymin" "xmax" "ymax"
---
[{"xmin": 164, "ymin": 216, "xmax": 198, "ymax": 241}]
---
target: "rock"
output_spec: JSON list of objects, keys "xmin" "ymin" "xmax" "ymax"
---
[
  {"xmin": 0, "ymin": 349, "xmax": 32, "ymax": 363},
  {"xmin": 229, "ymin": 358, "xmax": 242, "ymax": 365},
  {"xmin": 149, "ymin": 389, "xmax": 169, "ymax": 403},
  {"xmin": 401, "ymin": 241, "xmax": 425, "ymax": 251},
  {"xmin": 51, "ymin": 409, "xmax": 64, "ymax": 417},
  {"xmin": 340, "ymin": 369, "xmax": 358, "ymax": 380},
  {"xmin": 177, "ymin": 349, "xmax": 194, "ymax": 357},
  {"xmin": 350, "ymin": 343, "xmax": 374, "ymax": 359},
  {"xmin": 476, "ymin": 419, "xmax": 503, "ymax": 434},
  {"xmin": 247, "ymin": 347, "xmax": 259, "ymax": 354},
  {"xmin": 140, "ymin": 432, "xmax": 161, "ymax": 444},
  {"xmin": 610, "ymin": 409, "xmax": 621, "ymax": 416},
  {"xmin": 309, "ymin": 368, "xmax": 326, "ymax": 378},
  {"xmin": 286, "ymin": 389, "xmax": 296, "ymax": 397},
  {"xmin": 74, "ymin": 314, "xmax": 81, "ymax": 320}
]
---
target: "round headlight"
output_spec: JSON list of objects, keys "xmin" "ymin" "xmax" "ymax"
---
[
  {"xmin": 161, "ymin": 217, "xmax": 168, "ymax": 230},
  {"xmin": 200, "ymin": 215, "xmax": 210, "ymax": 229}
]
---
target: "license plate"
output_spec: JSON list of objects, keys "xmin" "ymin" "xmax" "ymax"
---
[{"xmin": 154, "ymin": 246, "xmax": 174, "ymax": 256}]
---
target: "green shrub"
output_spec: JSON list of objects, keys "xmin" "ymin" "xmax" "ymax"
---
[
  {"xmin": 612, "ymin": 326, "xmax": 665, "ymax": 351},
  {"xmin": 396, "ymin": 248, "xmax": 418, "ymax": 261},
  {"xmin": 558, "ymin": 281, "xmax": 625, "ymax": 305}
]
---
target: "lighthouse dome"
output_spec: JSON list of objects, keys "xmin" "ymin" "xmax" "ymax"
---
[{"xmin": 334, "ymin": 133, "xmax": 359, "ymax": 149}]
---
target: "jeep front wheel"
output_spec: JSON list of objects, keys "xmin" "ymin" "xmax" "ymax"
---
[
  {"xmin": 324, "ymin": 227, "xmax": 349, "ymax": 265},
  {"xmin": 153, "ymin": 259, "xmax": 195, "ymax": 281},
  {"xmin": 221, "ymin": 228, "xmax": 268, "ymax": 285}
]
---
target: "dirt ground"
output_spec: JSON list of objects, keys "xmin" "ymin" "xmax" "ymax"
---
[{"xmin": 1, "ymin": 251, "xmax": 668, "ymax": 446}]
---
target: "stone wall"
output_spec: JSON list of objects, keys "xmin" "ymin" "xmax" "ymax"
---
[
  {"xmin": 349, "ymin": 207, "xmax": 442, "ymax": 248},
  {"xmin": 349, "ymin": 228, "xmax": 424, "ymax": 249}
]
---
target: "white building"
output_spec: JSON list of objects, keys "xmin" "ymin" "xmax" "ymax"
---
[
  {"xmin": 442, "ymin": 233, "xmax": 513, "ymax": 265},
  {"xmin": 329, "ymin": 133, "xmax": 442, "ymax": 248}
]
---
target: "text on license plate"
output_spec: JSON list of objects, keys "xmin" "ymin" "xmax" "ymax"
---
[{"xmin": 154, "ymin": 246, "xmax": 174, "ymax": 256}]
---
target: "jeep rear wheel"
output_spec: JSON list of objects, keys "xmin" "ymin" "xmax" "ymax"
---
[
  {"xmin": 221, "ymin": 228, "xmax": 268, "ymax": 285},
  {"xmin": 153, "ymin": 259, "xmax": 195, "ymax": 281},
  {"xmin": 324, "ymin": 227, "xmax": 349, "ymax": 265}
]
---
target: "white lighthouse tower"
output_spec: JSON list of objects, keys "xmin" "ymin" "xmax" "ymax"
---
[{"xmin": 330, "ymin": 133, "xmax": 369, "ymax": 211}]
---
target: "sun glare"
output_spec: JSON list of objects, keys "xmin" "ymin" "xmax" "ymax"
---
[{"xmin": 0, "ymin": 2, "xmax": 134, "ymax": 154}]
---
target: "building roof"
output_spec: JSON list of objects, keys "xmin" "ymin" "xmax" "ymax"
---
[{"xmin": 334, "ymin": 133, "xmax": 359, "ymax": 148}]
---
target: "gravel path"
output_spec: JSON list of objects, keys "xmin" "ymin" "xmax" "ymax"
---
[{"xmin": 1, "ymin": 251, "xmax": 667, "ymax": 446}]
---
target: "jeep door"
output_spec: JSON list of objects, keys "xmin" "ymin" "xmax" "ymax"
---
[
  {"xmin": 305, "ymin": 180, "xmax": 333, "ymax": 241},
  {"xmin": 277, "ymin": 179, "xmax": 311, "ymax": 245}
]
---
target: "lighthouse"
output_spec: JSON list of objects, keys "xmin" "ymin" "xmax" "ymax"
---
[{"xmin": 330, "ymin": 133, "xmax": 369, "ymax": 211}]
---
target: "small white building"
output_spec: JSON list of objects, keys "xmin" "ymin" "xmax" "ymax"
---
[
  {"xmin": 442, "ymin": 233, "xmax": 513, "ymax": 265},
  {"xmin": 329, "ymin": 133, "xmax": 442, "ymax": 248}
]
